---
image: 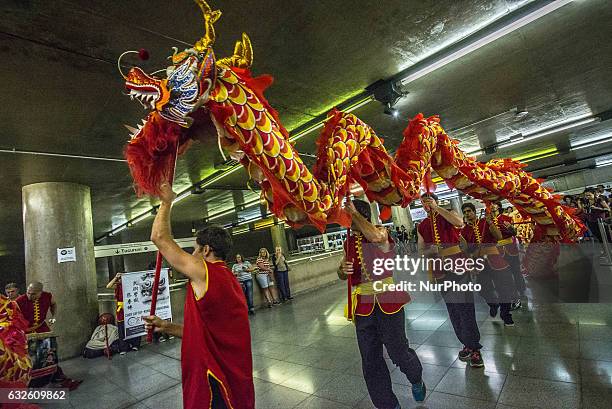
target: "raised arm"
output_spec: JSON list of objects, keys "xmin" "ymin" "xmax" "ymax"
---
[
  {"xmin": 151, "ymin": 183, "xmax": 206, "ymax": 288},
  {"xmin": 106, "ymin": 272, "xmax": 122, "ymax": 289}
]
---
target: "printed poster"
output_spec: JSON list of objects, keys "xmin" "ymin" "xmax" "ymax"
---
[{"xmin": 121, "ymin": 269, "xmax": 172, "ymax": 340}]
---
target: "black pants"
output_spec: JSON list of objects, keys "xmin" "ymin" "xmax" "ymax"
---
[
  {"xmin": 118, "ymin": 321, "xmax": 142, "ymax": 350},
  {"xmin": 478, "ymin": 265, "xmax": 515, "ymax": 320},
  {"xmin": 355, "ymin": 305, "xmax": 422, "ymax": 409},
  {"xmin": 211, "ymin": 377, "xmax": 228, "ymax": 409},
  {"xmin": 507, "ymin": 253, "xmax": 526, "ymax": 297},
  {"xmin": 275, "ymin": 270, "xmax": 291, "ymax": 300},
  {"xmin": 441, "ymin": 275, "xmax": 482, "ymax": 351}
]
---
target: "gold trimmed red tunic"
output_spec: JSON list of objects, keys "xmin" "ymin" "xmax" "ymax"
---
[
  {"xmin": 344, "ymin": 232, "xmax": 409, "ymax": 318},
  {"xmin": 181, "ymin": 259, "xmax": 255, "ymax": 409},
  {"xmin": 461, "ymin": 219, "xmax": 509, "ymax": 270},
  {"xmin": 495, "ymin": 214, "xmax": 520, "ymax": 257},
  {"xmin": 15, "ymin": 292, "xmax": 52, "ymax": 333},
  {"xmin": 418, "ymin": 212, "xmax": 463, "ymax": 279}
]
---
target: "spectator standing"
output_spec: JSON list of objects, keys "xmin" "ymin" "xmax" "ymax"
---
[
  {"xmin": 578, "ymin": 188, "xmax": 610, "ymax": 242},
  {"xmin": 256, "ymin": 248, "xmax": 280, "ymax": 307},
  {"xmin": 106, "ymin": 273, "xmax": 140, "ymax": 353},
  {"xmin": 272, "ymin": 246, "xmax": 292, "ymax": 302},
  {"xmin": 232, "ymin": 254, "xmax": 256, "ymax": 315}
]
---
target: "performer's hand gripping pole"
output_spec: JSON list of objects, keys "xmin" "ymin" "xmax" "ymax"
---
[{"xmin": 147, "ymin": 146, "xmax": 179, "ymax": 343}]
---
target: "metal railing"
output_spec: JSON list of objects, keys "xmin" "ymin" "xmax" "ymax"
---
[{"xmin": 598, "ymin": 217, "xmax": 612, "ymax": 266}]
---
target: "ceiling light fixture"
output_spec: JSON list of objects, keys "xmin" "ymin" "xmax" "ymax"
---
[
  {"xmin": 172, "ymin": 190, "xmax": 192, "ymax": 204},
  {"xmin": 397, "ymin": 0, "xmax": 574, "ymax": 86},
  {"xmin": 571, "ymin": 133, "xmax": 612, "ymax": 151},
  {"xmin": 498, "ymin": 116, "xmax": 597, "ymax": 149},
  {"xmin": 596, "ymin": 159, "xmax": 612, "ymax": 168}
]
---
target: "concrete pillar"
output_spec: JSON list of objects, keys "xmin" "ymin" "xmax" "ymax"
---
[
  {"xmin": 270, "ymin": 223, "xmax": 289, "ymax": 254},
  {"xmin": 22, "ymin": 182, "xmax": 98, "ymax": 359},
  {"xmin": 391, "ymin": 206, "xmax": 413, "ymax": 230}
]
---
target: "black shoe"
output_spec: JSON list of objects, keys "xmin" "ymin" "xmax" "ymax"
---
[
  {"xmin": 503, "ymin": 316, "xmax": 515, "ymax": 327},
  {"xmin": 510, "ymin": 300, "xmax": 522, "ymax": 311},
  {"xmin": 273, "ymin": 301, "xmax": 281, "ymax": 305},
  {"xmin": 470, "ymin": 350, "xmax": 484, "ymax": 368},
  {"xmin": 458, "ymin": 346, "xmax": 472, "ymax": 361},
  {"xmin": 248, "ymin": 310, "xmax": 255, "ymax": 316},
  {"xmin": 489, "ymin": 304, "xmax": 499, "ymax": 318}
]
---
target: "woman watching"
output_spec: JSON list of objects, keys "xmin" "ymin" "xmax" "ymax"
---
[
  {"xmin": 232, "ymin": 254, "xmax": 256, "ymax": 315},
  {"xmin": 256, "ymin": 248, "xmax": 280, "ymax": 307}
]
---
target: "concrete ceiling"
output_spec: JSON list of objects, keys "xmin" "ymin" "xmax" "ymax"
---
[{"xmin": 1, "ymin": 0, "xmax": 612, "ymax": 276}]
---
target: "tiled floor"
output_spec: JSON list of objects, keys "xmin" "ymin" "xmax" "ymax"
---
[{"xmin": 42, "ymin": 277, "xmax": 612, "ymax": 409}]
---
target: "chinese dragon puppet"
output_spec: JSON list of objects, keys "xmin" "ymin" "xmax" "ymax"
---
[
  {"xmin": 0, "ymin": 296, "xmax": 31, "ymax": 390},
  {"xmin": 120, "ymin": 0, "xmax": 583, "ymax": 246}
]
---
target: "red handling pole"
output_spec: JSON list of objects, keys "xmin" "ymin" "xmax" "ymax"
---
[
  {"xmin": 345, "ymin": 192, "xmax": 353, "ymax": 321},
  {"xmin": 147, "ymin": 146, "xmax": 179, "ymax": 343}
]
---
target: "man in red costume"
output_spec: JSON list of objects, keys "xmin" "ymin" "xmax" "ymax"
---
[
  {"xmin": 417, "ymin": 193, "xmax": 484, "ymax": 368},
  {"xmin": 490, "ymin": 201, "xmax": 525, "ymax": 310},
  {"xmin": 148, "ymin": 182, "xmax": 254, "ymax": 409},
  {"xmin": 460, "ymin": 203, "xmax": 515, "ymax": 326},
  {"xmin": 15, "ymin": 282, "xmax": 56, "ymax": 334},
  {"xmin": 15, "ymin": 282, "xmax": 82, "ymax": 389},
  {"xmin": 338, "ymin": 199, "xmax": 426, "ymax": 408}
]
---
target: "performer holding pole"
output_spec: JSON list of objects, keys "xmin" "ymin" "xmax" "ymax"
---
[
  {"xmin": 490, "ymin": 201, "xmax": 525, "ymax": 310},
  {"xmin": 461, "ymin": 202, "xmax": 515, "ymax": 327},
  {"xmin": 417, "ymin": 193, "xmax": 485, "ymax": 368},
  {"xmin": 338, "ymin": 198, "xmax": 426, "ymax": 407},
  {"xmin": 146, "ymin": 182, "xmax": 254, "ymax": 409}
]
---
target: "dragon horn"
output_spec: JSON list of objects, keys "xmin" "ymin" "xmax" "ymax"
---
[{"xmin": 194, "ymin": 0, "xmax": 222, "ymax": 52}]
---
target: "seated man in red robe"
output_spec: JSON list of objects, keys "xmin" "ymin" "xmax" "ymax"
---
[
  {"xmin": 15, "ymin": 282, "xmax": 81, "ymax": 390},
  {"xmin": 147, "ymin": 182, "xmax": 254, "ymax": 409}
]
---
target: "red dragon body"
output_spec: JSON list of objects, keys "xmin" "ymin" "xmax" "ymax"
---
[{"xmin": 120, "ymin": 0, "xmax": 583, "ymax": 244}]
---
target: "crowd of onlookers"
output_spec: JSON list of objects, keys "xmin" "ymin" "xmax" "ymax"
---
[
  {"xmin": 562, "ymin": 184, "xmax": 611, "ymax": 242},
  {"xmin": 232, "ymin": 246, "xmax": 293, "ymax": 315}
]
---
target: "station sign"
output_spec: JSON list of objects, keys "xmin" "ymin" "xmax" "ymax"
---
[{"xmin": 94, "ymin": 237, "xmax": 195, "ymax": 258}]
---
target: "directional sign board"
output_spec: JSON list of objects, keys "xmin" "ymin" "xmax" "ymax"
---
[{"xmin": 94, "ymin": 237, "xmax": 196, "ymax": 258}]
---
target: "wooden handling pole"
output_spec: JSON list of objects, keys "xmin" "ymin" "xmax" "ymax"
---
[{"xmin": 147, "ymin": 145, "xmax": 179, "ymax": 343}]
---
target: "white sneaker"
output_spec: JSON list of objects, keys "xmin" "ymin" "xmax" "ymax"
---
[
  {"xmin": 131, "ymin": 346, "xmax": 139, "ymax": 351},
  {"xmin": 120, "ymin": 351, "xmax": 127, "ymax": 356}
]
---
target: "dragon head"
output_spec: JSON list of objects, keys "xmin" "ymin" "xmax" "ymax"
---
[
  {"xmin": 123, "ymin": 47, "xmax": 217, "ymax": 139},
  {"xmin": 120, "ymin": 1, "xmax": 238, "ymax": 196}
]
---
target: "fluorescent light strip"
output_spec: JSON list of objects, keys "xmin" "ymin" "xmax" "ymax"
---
[
  {"xmin": 172, "ymin": 190, "xmax": 192, "ymax": 204},
  {"xmin": 131, "ymin": 212, "xmax": 152, "ymax": 224},
  {"xmin": 500, "ymin": 117, "xmax": 596, "ymax": 149},
  {"xmin": 596, "ymin": 160, "xmax": 612, "ymax": 168},
  {"xmin": 400, "ymin": 0, "xmax": 573, "ymax": 86},
  {"xmin": 110, "ymin": 225, "xmax": 127, "ymax": 236},
  {"xmin": 289, "ymin": 96, "xmax": 374, "ymax": 143},
  {"xmin": 571, "ymin": 133, "xmax": 612, "ymax": 150},
  {"xmin": 207, "ymin": 198, "xmax": 261, "ymax": 222}
]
